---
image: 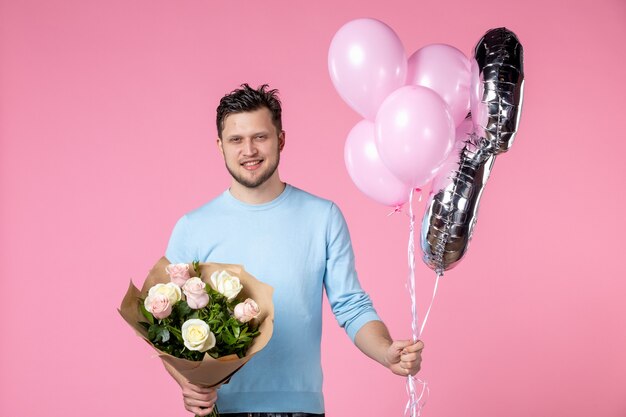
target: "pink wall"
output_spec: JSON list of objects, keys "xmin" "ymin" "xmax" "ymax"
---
[{"xmin": 1, "ymin": 0, "xmax": 625, "ymax": 416}]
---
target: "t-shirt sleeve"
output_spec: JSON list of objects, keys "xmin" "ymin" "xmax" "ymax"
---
[
  {"xmin": 323, "ymin": 203, "xmax": 381, "ymax": 342},
  {"xmin": 165, "ymin": 215, "xmax": 194, "ymax": 263}
]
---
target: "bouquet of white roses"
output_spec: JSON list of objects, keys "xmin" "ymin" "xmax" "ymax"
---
[{"xmin": 119, "ymin": 257, "xmax": 274, "ymax": 415}]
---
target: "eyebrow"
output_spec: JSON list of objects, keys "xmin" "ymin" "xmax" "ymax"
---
[{"xmin": 225, "ymin": 131, "xmax": 270, "ymax": 140}]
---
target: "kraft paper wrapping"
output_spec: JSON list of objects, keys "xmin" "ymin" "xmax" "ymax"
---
[{"xmin": 119, "ymin": 256, "xmax": 274, "ymax": 387}]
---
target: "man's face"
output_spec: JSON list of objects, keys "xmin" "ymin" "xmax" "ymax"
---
[{"xmin": 218, "ymin": 107, "xmax": 284, "ymax": 189}]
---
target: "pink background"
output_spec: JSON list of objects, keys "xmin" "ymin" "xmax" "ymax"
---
[{"xmin": 1, "ymin": 1, "xmax": 625, "ymax": 416}]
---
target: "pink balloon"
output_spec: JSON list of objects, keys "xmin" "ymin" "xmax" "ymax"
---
[
  {"xmin": 345, "ymin": 120, "xmax": 411, "ymax": 207},
  {"xmin": 470, "ymin": 59, "xmax": 489, "ymax": 133},
  {"xmin": 431, "ymin": 117, "xmax": 474, "ymax": 192},
  {"xmin": 375, "ymin": 85, "xmax": 455, "ymax": 188},
  {"xmin": 329, "ymin": 18, "xmax": 407, "ymax": 120},
  {"xmin": 407, "ymin": 44, "xmax": 471, "ymax": 126}
]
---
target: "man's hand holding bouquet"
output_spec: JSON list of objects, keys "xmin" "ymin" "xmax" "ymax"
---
[{"xmin": 119, "ymin": 257, "xmax": 274, "ymax": 416}]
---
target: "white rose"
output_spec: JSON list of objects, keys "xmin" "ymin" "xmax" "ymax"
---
[
  {"xmin": 210, "ymin": 270, "xmax": 243, "ymax": 301},
  {"xmin": 181, "ymin": 319, "xmax": 216, "ymax": 352},
  {"xmin": 148, "ymin": 282, "xmax": 182, "ymax": 304}
]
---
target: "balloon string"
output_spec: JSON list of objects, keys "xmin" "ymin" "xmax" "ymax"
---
[
  {"xmin": 387, "ymin": 205, "xmax": 412, "ymax": 219},
  {"xmin": 405, "ymin": 188, "xmax": 420, "ymax": 417},
  {"xmin": 420, "ymin": 272, "xmax": 441, "ymax": 337},
  {"xmin": 404, "ymin": 375, "xmax": 430, "ymax": 417},
  {"xmin": 404, "ymin": 189, "xmax": 440, "ymax": 417},
  {"xmin": 408, "ymin": 189, "xmax": 417, "ymax": 341},
  {"xmin": 387, "ymin": 204, "xmax": 404, "ymax": 217}
]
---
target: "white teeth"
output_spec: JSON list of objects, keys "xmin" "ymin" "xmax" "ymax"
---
[{"xmin": 243, "ymin": 161, "xmax": 261, "ymax": 166}]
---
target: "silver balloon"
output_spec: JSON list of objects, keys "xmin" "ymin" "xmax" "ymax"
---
[
  {"xmin": 420, "ymin": 28, "xmax": 524, "ymax": 275},
  {"xmin": 472, "ymin": 27, "xmax": 525, "ymax": 154}
]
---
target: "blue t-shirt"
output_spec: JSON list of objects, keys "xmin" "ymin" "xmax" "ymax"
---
[{"xmin": 166, "ymin": 184, "xmax": 380, "ymax": 413}]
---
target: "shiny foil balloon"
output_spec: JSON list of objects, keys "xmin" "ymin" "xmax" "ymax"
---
[
  {"xmin": 421, "ymin": 28, "xmax": 524, "ymax": 275},
  {"xmin": 470, "ymin": 27, "xmax": 525, "ymax": 154},
  {"xmin": 420, "ymin": 132, "xmax": 495, "ymax": 274}
]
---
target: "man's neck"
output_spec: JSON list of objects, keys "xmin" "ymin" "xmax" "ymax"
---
[{"xmin": 229, "ymin": 176, "xmax": 286, "ymax": 205}]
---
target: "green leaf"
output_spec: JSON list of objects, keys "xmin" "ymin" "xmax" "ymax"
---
[
  {"xmin": 222, "ymin": 329, "xmax": 235, "ymax": 345},
  {"xmin": 192, "ymin": 260, "xmax": 200, "ymax": 277},
  {"xmin": 167, "ymin": 325, "xmax": 183, "ymax": 343},
  {"xmin": 157, "ymin": 327, "xmax": 170, "ymax": 343},
  {"xmin": 139, "ymin": 301, "xmax": 154, "ymax": 325},
  {"xmin": 148, "ymin": 324, "xmax": 171, "ymax": 344},
  {"xmin": 148, "ymin": 324, "xmax": 159, "ymax": 341},
  {"xmin": 175, "ymin": 301, "xmax": 192, "ymax": 317}
]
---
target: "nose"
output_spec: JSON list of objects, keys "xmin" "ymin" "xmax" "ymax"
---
[{"xmin": 242, "ymin": 138, "xmax": 257, "ymax": 156}]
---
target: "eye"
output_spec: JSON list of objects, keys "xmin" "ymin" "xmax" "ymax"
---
[
  {"xmin": 229, "ymin": 137, "xmax": 242, "ymax": 144},
  {"xmin": 255, "ymin": 134, "xmax": 267, "ymax": 141}
]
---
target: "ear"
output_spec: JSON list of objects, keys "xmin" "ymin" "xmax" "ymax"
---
[
  {"xmin": 278, "ymin": 130, "xmax": 286, "ymax": 151},
  {"xmin": 217, "ymin": 138, "xmax": 224, "ymax": 156}
]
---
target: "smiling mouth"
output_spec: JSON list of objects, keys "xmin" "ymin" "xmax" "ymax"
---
[{"xmin": 241, "ymin": 160, "xmax": 263, "ymax": 170}]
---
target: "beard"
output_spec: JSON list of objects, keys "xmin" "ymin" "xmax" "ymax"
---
[{"xmin": 225, "ymin": 151, "xmax": 280, "ymax": 189}]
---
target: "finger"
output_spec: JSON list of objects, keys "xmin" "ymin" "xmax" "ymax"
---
[
  {"xmin": 409, "ymin": 361, "xmax": 422, "ymax": 375},
  {"xmin": 403, "ymin": 352, "xmax": 422, "ymax": 364},
  {"xmin": 187, "ymin": 404, "xmax": 215, "ymax": 417},
  {"xmin": 184, "ymin": 386, "xmax": 218, "ymax": 398},
  {"xmin": 184, "ymin": 397, "xmax": 215, "ymax": 408},
  {"xmin": 198, "ymin": 407, "xmax": 215, "ymax": 417},
  {"xmin": 405, "ymin": 358, "xmax": 422, "ymax": 374},
  {"xmin": 405, "ymin": 360, "xmax": 422, "ymax": 372},
  {"xmin": 198, "ymin": 405, "xmax": 215, "ymax": 417},
  {"xmin": 401, "ymin": 340, "xmax": 424, "ymax": 353},
  {"xmin": 183, "ymin": 390, "xmax": 215, "ymax": 403},
  {"xmin": 400, "ymin": 354, "xmax": 422, "ymax": 367},
  {"xmin": 401, "ymin": 351, "xmax": 419, "ymax": 362},
  {"xmin": 183, "ymin": 390, "xmax": 217, "ymax": 405},
  {"xmin": 186, "ymin": 383, "xmax": 216, "ymax": 395},
  {"xmin": 391, "ymin": 364, "xmax": 411, "ymax": 376},
  {"xmin": 391, "ymin": 340, "xmax": 414, "ymax": 352}
]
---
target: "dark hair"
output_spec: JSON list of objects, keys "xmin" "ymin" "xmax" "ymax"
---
[{"xmin": 216, "ymin": 84, "xmax": 282, "ymax": 139}]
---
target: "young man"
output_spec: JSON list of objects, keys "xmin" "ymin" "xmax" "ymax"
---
[{"xmin": 164, "ymin": 84, "xmax": 424, "ymax": 416}]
